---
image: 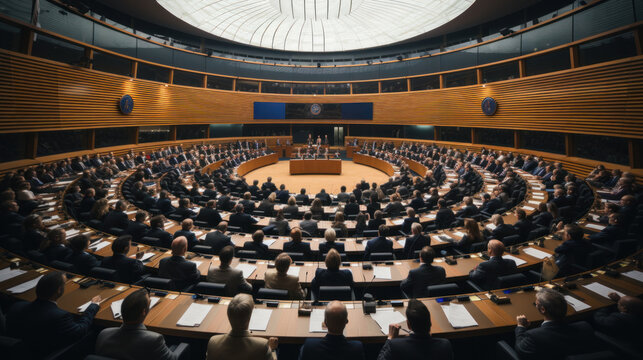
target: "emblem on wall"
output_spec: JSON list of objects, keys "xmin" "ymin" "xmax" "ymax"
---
[
  {"xmin": 481, "ymin": 97, "xmax": 497, "ymax": 116},
  {"xmin": 119, "ymin": 95, "xmax": 134, "ymax": 115},
  {"xmin": 310, "ymin": 103, "xmax": 322, "ymax": 116}
]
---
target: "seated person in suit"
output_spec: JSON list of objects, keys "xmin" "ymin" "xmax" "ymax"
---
[
  {"xmin": 66, "ymin": 234, "xmax": 99, "ymax": 275},
  {"xmin": 155, "ymin": 190, "xmax": 175, "ymax": 215},
  {"xmin": 531, "ymin": 202, "xmax": 554, "ymax": 228},
  {"xmin": 589, "ymin": 213, "xmax": 627, "ymax": 245},
  {"xmin": 468, "ymin": 240, "xmax": 517, "ymax": 290},
  {"xmin": 514, "ymin": 288, "xmax": 593, "ymax": 359},
  {"xmin": 402, "ymin": 223, "xmax": 429, "ymax": 260},
  {"xmin": 479, "ymin": 193, "xmax": 502, "ymax": 215},
  {"xmin": 283, "ymin": 196, "xmax": 299, "ymax": 217},
  {"xmin": 268, "ymin": 208, "xmax": 290, "ymax": 236},
  {"xmin": 331, "ymin": 212, "xmax": 348, "ymax": 237},
  {"xmin": 554, "ymin": 224, "xmax": 592, "ymax": 275},
  {"xmin": 126, "ymin": 211, "xmax": 150, "ymax": 242},
  {"xmin": 145, "ymin": 215, "xmax": 174, "ymax": 248},
  {"xmin": 103, "ymin": 200, "xmax": 129, "ymax": 231},
  {"xmin": 101, "ymin": 235, "xmax": 146, "ymax": 283},
  {"xmin": 264, "ymin": 253, "xmax": 305, "ymax": 299},
  {"xmin": 453, "ymin": 218, "xmax": 484, "ymax": 253},
  {"xmin": 310, "ymin": 198, "xmax": 325, "ymax": 219},
  {"xmin": 484, "ymin": 214, "xmax": 517, "ymax": 243},
  {"xmin": 455, "ymin": 197, "xmax": 479, "ymax": 219},
  {"xmin": 343, "ymin": 195, "xmax": 360, "ymax": 216},
  {"xmin": 239, "ymin": 192, "xmax": 256, "ymax": 215},
  {"xmin": 22, "ymin": 213, "xmax": 47, "ymax": 251},
  {"xmin": 315, "ymin": 189, "xmax": 332, "ymax": 206},
  {"xmin": 242, "ymin": 229, "xmax": 270, "ymax": 259},
  {"xmin": 379, "ymin": 299, "xmax": 453, "ymax": 360},
  {"xmin": 549, "ymin": 188, "xmax": 569, "ymax": 209},
  {"xmin": 401, "ymin": 208, "xmax": 420, "ymax": 234},
  {"xmin": 195, "ymin": 200, "xmax": 222, "ymax": 228},
  {"xmin": 173, "ymin": 198, "xmax": 197, "ymax": 220},
  {"xmin": 206, "ymin": 293, "xmax": 277, "ymax": 360},
  {"xmin": 298, "ymin": 301, "xmax": 365, "ymax": 360},
  {"xmin": 173, "ymin": 218, "xmax": 198, "ymax": 250},
  {"xmin": 400, "ymin": 246, "xmax": 446, "ymax": 298},
  {"xmin": 96, "ymin": 288, "xmax": 178, "ymax": 360},
  {"xmin": 295, "ymin": 188, "xmax": 310, "ymax": 205},
  {"xmin": 320, "ymin": 228, "xmax": 345, "ymax": 255},
  {"xmin": 311, "ymin": 249, "xmax": 354, "ymax": 300},
  {"xmin": 207, "ymin": 245, "xmax": 252, "ymax": 296},
  {"xmin": 204, "ymin": 221, "xmax": 233, "ymax": 255},
  {"xmin": 228, "ymin": 204, "xmax": 258, "ymax": 233},
  {"xmin": 593, "ymin": 292, "xmax": 643, "ymax": 344},
  {"xmin": 258, "ymin": 192, "xmax": 276, "ymax": 216},
  {"xmin": 336, "ymin": 186, "xmax": 350, "ymax": 203},
  {"xmin": 434, "ymin": 199, "xmax": 456, "ymax": 230},
  {"xmin": 299, "ymin": 211, "xmax": 319, "ymax": 236},
  {"xmin": 7, "ymin": 272, "xmax": 101, "ymax": 358},
  {"xmin": 513, "ymin": 209, "xmax": 534, "ymax": 242},
  {"xmin": 40, "ymin": 228, "xmax": 72, "ymax": 263},
  {"xmin": 283, "ymin": 227, "xmax": 312, "ymax": 260},
  {"xmin": 409, "ymin": 190, "xmax": 425, "ymax": 211},
  {"xmin": 364, "ymin": 225, "xmax": 393, "ymax": 260},
  {"xmin": 159, "ymin": 236, "xmax": 201, "ymax": 290},
  {"xmin": 383, "ymin": 194, "xmax": 405, "ymax": 217}
]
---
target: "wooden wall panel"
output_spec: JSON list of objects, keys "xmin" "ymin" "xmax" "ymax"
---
[{"xmin": 1, "ymin": 50, "xmax": 642, "ymax": 138}]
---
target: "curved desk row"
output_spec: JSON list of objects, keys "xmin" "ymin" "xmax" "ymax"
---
[
  {"xmin": 352, "ymin": 153, "xmax": 396, "ymax": 177},
  {"xmin": 289, "ymin": 159, "xmax": 342, "ymax": 175}
]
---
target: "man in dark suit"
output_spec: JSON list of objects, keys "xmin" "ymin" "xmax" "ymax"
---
[
  {"xmin": 336, "ymin": 186, "xmax": 350, "ymax": 203},
  {"xmin": 67, "ymin": 234, "xmax": 100, "ymax": 275},
  {"xmin": 156, "ymin": 190, "xmax": 175, "ymax": 215},
  {"xmin": 409, "ymin": 190, "xmax": 425, "ymax": 211},
  {"xmin": 195, "ymin": 200, "xmax": 222, "ymax": 228},
  {"xmin": 125, "ymin": 212, "xmax": 150, "ymax": 242},
  {"xmin": 554, "ymin": 224, "xmax": 592, "ymax": 276},
  {"xmin": 7, "ymin": 272, "xmax": 101, "ymax": 358},
  {"xmin": 295, "ymin": 188, "xmax": 310, "ymax": 205},
  {"xmin": 261, "ymin": 177, "xmax": 277, "ymax": 194},
  {"xmin": 204, "ymin": 221, "xmax": 233, "ymax": 255},
  {"xmin": 364, "ymin": 225, "xmax": 393, "ymax": 260},
  {"xmin": 485, "ymin": 214, "xmax": 517, "ymax": 243},
  {"xmin": 514, "ymin": 288, "xmax": 594, "ymax": 359},
  {"xmin": 101, "ymin": 235, "xmax": 146, "ymax": 283},
  {"xmin": 228, "ymin": 204, "xmax": 258, "ymax": 232},
  {"xmin": 402, "ymin": 223, "xmax": 430, "ymax": 260},
  {"xmin": 400, "ymin": 246, "xmax": 446, "ymax": 298},
  {"xmin": 103, "ymin": 200, "xmax": 129, "ymax": 231},
  {"xmin": 379, "ymin": 299, "xmax": 453, "ymax": 360},
  {"xmin": 158, "ymin": 237, "xmax": 201, "ymax": 290},
  {"xmin": 145, "ymin": 215, "xmax": 174, "ymax": 249},
  {"xmin": 311, "ymin": 249, "xmax": 354, "ymax": 299},
  {"xmin": 283, "ymin": 227, "xmax": 312, "ymax": 260},
  {"xmin": 343, "ymin": 195, "xmax": 360, "ymax": 216},
  {"xmin": 469, "ymin": 240, "xmax": 517, "ymax": 290},
  {"xmin": 96, "ymin": 289, "xmax": 180, "ymax": 360},
  {"xmin": 455, "ymin": 197, "xmax": 479, "ymax": 219},
  {"xmin": 589, "ymin": 213, "xmax": 627, "ymax": 245},
  {"xmin": 434, "ymin": 199, "xmax": 456, "ymax": 230},
  {"xmin": 276, "ymin": 184, "xmax": 290, "ymax": 204},
  {"xmin": 315, "ymin": 189, "xmax": 332, "ymax": 206},
  {"xmin": 593, "ymin": 292, "xmax": 643, "ymax": 344},
  {"xmin": 173, "ymin": 218, "xmax": 198, "ymax": 250},
  {"xmin": 298, "ymin": 301, "xmax": 365, "ymax": 360},
  {"xmin": 242, "ymin": 230, "xmax": 271, "ymax": 260},
  {"xmin": 173, "ymin": 198, "xmax": 197, "ymax": 220},
  {"xmin": 512, "ymin": 209, "xmax": 534, "ymax": 242},
  {"xmin": 401, "ymin": 208, "xmax": 420, "ymax": 234},
  {"xmin": 480, "ymin": 193, "xmax": 502, "ymax": 215},
  {"xmin": 299, "ymin": 211, "xmax": 319, "ymax": 236}
]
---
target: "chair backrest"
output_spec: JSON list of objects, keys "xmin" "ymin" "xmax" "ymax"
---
[
  {"xmin": 497, "ymin": 273, "xmax": 529, "ymax": 289},
  {"xmin": 502, "ymin": 234, "xmax": 521, "ymax": 246},
  {"xmin": 426, "ymin": 283, "xmax": 461, "ymax": 297},
  {"xmin": 108, "ymin": 227, "xmax": 125, "ymax": 236},
  {"xmin": 363, "ymin": 230, "xmax": 378, "ymax": 238},
  {"xmin": 90, "ymin": 267, "xmax": 118, "ymax": 281},
  {"xmin": 192, "ymin": 244, "xmax": 215, "ymax": 255},
  {"xmin": 469, "ymin": 242, "xmax": 487, "ymax": 253},
  {"xmin": 193, "ymin": 220, "xmax": 210, "ymax": 228},
  {"xmin": 286, "ymin": 252, "xmax": 305, "ymax": 261},
  {"xmin": 369, "ymin": 252, "xmax": 395, "ymax": 261},
  {"xmin": 257, "ymin": 288, "xmax": 289, "ymax": 300},
  {"xmin": 319, "ymin": 286, "xmax": 353, "ymax": 301},
  {"xmin": 143, "ymin": 276, "xmax": 175, "ymax": 291},
  {"xmin": 168, "ymin": 213, "xmax": 183, "ymax": 221},
  {"xmin": 237, "ymin": 250, "xmax": 259, "ymax": 259},
  {"xmin": 140, "ymin": 236, "xmax": 161, "ymax": 247},
  {"xmin": 193, "ymin": 282, "xmax": 227, "ymax": 296},
  {"xmin": 614, "ymin": 239, "xmax": 638, "ymax": 258},
  {"xmin": 528, "ymin": 226, "xmax": 549, "ymax": 240},
  {"xmin": 85, "ymin": 355, "xmax": 118, "ymax": 360},
  {"xmin": 227, "ymin": 226, "xmax": 242, "ymax": 233},
  {"xmin": 49, "ymin": 260, "xmax": 75, "ymax": 273}
]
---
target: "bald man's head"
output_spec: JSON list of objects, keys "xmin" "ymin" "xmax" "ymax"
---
[
  {"xmin": 487, "ymin": 239, "xmax": 505, "ymax": 257},
  {"xmin": 618, "ymin": 296, "xmax": 643, "ymax": 316},
  {"xmin": 171, "ymin": 236, "xmax": 188, "ymax": 256},
  {"xmin": 324, "ymin": 301, "xmax": 348, "ymax": 335}
]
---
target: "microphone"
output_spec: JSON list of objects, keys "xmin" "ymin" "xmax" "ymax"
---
[{"xmin": 362, "ymin": 274, "xmax": 377, "ymax": 314}]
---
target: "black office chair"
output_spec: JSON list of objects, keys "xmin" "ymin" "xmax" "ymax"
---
[
  {"xmin": 318, "ymin": 286, "xmax": 354, "ymax": 301},
  {"xmin": 527, "ymin": 226, "xmax": 549, "ymax": 240},
  {"xmin": 369, "ymin": 252, "xmax": 395, "ymax": 261},
  {"xmin": 257, "ymin": 288, "xmax": 289, "ymax": 300},
  {"xmin": 497, "ymin": 273, "xmax": 530, "ymax": 289},
  {"xmin": 469, "ymin": 242, "xmax": 488, "ymax": 253},
  {"xmin": 426, "ymin": 283, "xmax": 461, "ymax": 297},
  {"xmin": 108, "ymin": 227, "xmax": 125, "ymax": 236},
  {"xmin": 90, "ymin": 267, "xmax": 118, "ymax": 282},
  {"xmin": 192, "ymin": 282, "xmax": 226, "ymax": 296},
  {"xmin": 227, "ymin": 226, "xmax": 242, "ymax": 233},
  {"xmin": 502, "ymin": 234, "xmax": 521, "ymax": 247},
  {"xmin": 193, "ymin": 220, "xmax": 210, "ymax": 228},
  {"xmin": 286, "ymin": 252, "xmax": 305, "ymax": 261},
  {"xmin": 140, "ymin": 236, "xmax": 161, "ymax": 247},
  {"xmin": 362, "ymin": 230, "xmax": 378, "ymax": 238},
  {"xmin": 192, "ymin": 244, "xmax": 215, "ymax": 255},
  {"xmin": 142, "ymin": 276, "xmax": 174, "ymax": 291},
  {"xmin": 237, "ymin": 250, "xmax": 259, "ymax": 259},
  {"xmin": 49, "ymin": 260, "xmax": 75, "ymax": 272}
]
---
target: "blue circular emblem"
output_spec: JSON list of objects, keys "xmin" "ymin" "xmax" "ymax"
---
[
  {"xmin": 481, "ymin": 97, "xmax": 497, "ymax": 116},
  {"xmin": 119, "ymin": 95, "xmax": 134, "ymax": 115},
  {"xmin": 310, "ymin": 103, "xmax": 322, "ymax": 116}
]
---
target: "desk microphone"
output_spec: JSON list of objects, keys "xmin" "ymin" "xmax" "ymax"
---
[{"xmin": 362, "ymin": 274, "xmax": 377, "ymax": 314}]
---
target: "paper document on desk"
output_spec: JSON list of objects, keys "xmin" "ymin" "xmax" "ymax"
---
[
  {"xmin": 89, "ymin": 241, "xmax": 111, "ymax": 252},
  {"xmin": 453, "ymin": 231, "xmax": 466, "ymax": 238},
  {"xmin": 522, "ymin": 206, "xmax": 535, "ymax": 211},
  {"xmin": 177, "ymin": 303, "xmax": 212, "ymax": 327},
  {"xmin": 287, "ymin": 267, "xmax": 300, "ymax": 277},
  {"xmin": 370, "ymin": 308, "xmax": 406, "ymax": 334},
  {"xmin": 0, "ymin": 267, "xmax": 27, "ymax": 283},
  {"xmin": 502, "ymin": 255, "xmax": 527, "ymax": 267},
  {"xmin": 582, "ymin": 282, "xmax": 625, "ymax": 299},
  {"xmin": 522, "ymin": 247, "xmax": 551, "ymax": 260},
  {"xmin": 130, "ymin": 253, "xmax": 155, "ymax": 262},
  {"xmin": 249, "ymin": 308, "xmax": 272, "ymax": 331},
  {"xmin": 191, "ymin": 261, "xmax": 203, "ymax": 268},
  {"xmin": 111, "ymin": 296, "xmax": 161, "ymax": 318},
  {"xmin": 585, "ymin": 223, "xmax": 606, "ymax": 231},
  {"xmin": 397, "ymin": 239, "xmax": 406, "ymax": 247},
  {"xmin": 485, "ymin": 224, "xmax": 497, "ymax": 231},
  {"xmin": 309, "ymin": 309, "xmax": 327, "ymax": 333},
  {"xmin": 441, "ymin": 303, "xmax": 478, "ymax": 329},
  {"xmin": 235, "ymin": 264, "xmax": 257, "ymax": 278},
  {"xmin": 263, "ymin": 239, "xmax": 277, "ymax": 246},
  {"xmin": 392, "ymin": 219, "xmax": 404, "ymax": 225},
  {"xmin": 564, "ymin": 295, "xmax": 591, "ymax": 312},
  {"xmin": 373, "ymin": 266, "xmax": 392, "ymax": 280},
  {"xmin": 622, "ymin": 270, "xmax": 643, "ymax": 283},
  {"xmin": 8, "ymin": 275, "xmax": 43, "ymax": 294}
]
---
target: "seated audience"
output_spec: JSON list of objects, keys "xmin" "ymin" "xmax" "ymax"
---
[
  {"xmin": 455, "ymin": 197, "xmax": 479, "ymax": 219},
  {"xmin": 66, "ymin": 234, "xmax": 100, "ymax": 275},
  {"xmin": 484, "ymin": 214, "xmax": 517, "ymax": 243},
  {"xmin": 434, "ymin": 199, "xmax": 456, "ymax": 230},
  {"xmin": 513, "ymin": 209, "xmax": 534, "ymax": 242},
  {"xmin": 204, "ymin": 221, "xmax": 233, "ymax": 255},
  {"xmin": 589, "ymin": 213, "xmax": 627, "ymax": 245},
  {"xmin": 40, "ymin": 228, "xmax": 72, "ymax": 263},
  {"xmin": 593, "ymin": 292, "xmax": 643, "ymax": 344},
  {"xmin": 159, "ymin": 236, "xmax": 201, "ymax": 290},
  {"xmin": 242, "ymin": 230, "xmax": 270, "ymax": 259},
  {"xmin": 320, "ymin": 228, "xmax": 345, "ymax": 255},
  {"xmin": 311, "ymin": 249, "xmax": 353, "ymax": 299},
  {"xmin": 125, "ymin": 211, "xmax": 150, "ymax": 242},
  {"xmin": 173, "ymin": 218, "xmax": 198, "ymax": 249},
  {"xmin": 299, "ymin": 211, "xmax": 319, "ymax": 236},
  {"xmin": 195, "ymin": 200, "xmax": 222, "ymax": 228},
  {"xmin": 101, "ymin": 235, "xmax": 146, "ymax": 283},
  {"xmin": 145, "ymin": 215, "xmax": 173, "ymax": 248},
  {"xmin": 264, "ymin": 253, "xmax": 305, "ymax": 299},
  {"xmin": 268, "ymin": 208, "xmax": 290, "ymax": 236},
  {"xmin": 103, "ymin": 200, "xmax": 129, "ymax": 231},
  {"xmin": 453, "ymin": 218, "xmax": 483, "ymax": 253},
  {"xmin": 402, "ymin": 222, "xmax": 429, "ymax": 260},
  {"xmin": 468, "ymin": 240, "xmax": 517, "ymax": 290},
  {"xmin": 400, "ymin": 246, "xmax": 446, "ymax": 298},
  {"xmin": 364, "ymin": 225, "xmax": 393, "ymax": 260},
  {"xmin": 283, "ymin": 227, "xmax": 312, "ymax": 260},
  {"xmin": 401, "ymin": 208, "xmax": 420, "ymax": 234},
  {"xmin": 554, "ymin": 224, "xmax": 592, "ymax": 275},
  {"xmin": 229, "ymin": 204, "xmax": 258, "ymax": 232},
  {"xmin": 207, "ymin": 245, "xmax": 252, "ymax": 296}
]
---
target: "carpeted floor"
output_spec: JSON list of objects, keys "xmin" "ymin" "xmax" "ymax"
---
[{"xmin": 242, "ymin": 160, "xmax": 391, "ymax": 195}]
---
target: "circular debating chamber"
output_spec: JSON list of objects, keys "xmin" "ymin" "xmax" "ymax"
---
[{"xmin": 1, "ymin": 0, "xmax": 642, "ymax": 359}]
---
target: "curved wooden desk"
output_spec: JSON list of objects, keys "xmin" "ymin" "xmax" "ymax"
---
[
  {"xmin": 289, "ymin": 159, "xmax": 342, "ymax": 175},
  {"xmin": 236, "ymin": 153, "xmax": 279, "ymax": 176},
  {"xmin": 352, "ymin": 153, "xmax": 396, "ymax": 177}
]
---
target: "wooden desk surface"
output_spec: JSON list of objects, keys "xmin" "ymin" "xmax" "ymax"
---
[
  {"xmin": 236, "ymin": 153, "xmax": 279, "ymax": 176},
  {"xmin": 352, "ymin": 153, "xmax": 396, "ymax": 177},
  {"xmin": 289, "ymin": 159, "xmax": 342, "ymax": 175}
]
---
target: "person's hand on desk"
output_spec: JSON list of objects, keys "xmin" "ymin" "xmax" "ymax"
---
[
  {"xmin": 516, "ymin": 315, "xmax": 530, "ymax": 328},
  {"xmin": 268, "ymin": 337, "xmax": 279, "ymax": 351},
  {"xmin": 91, "ymin": 295, "xmax": 102, "ymax": 305},
  {"xmin": 607, "ymin": 292, "xmax": 621, "ymax": 302},
  {"xmin": 387, "ymin": 324, "xmax": 401, "ymax": 340}
]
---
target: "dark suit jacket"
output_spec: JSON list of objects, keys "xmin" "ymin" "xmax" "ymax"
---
[
  {"xmin": 310, "ymin": 268, "xmax": 353, "ymax": 298},
  {"xmin": 66, "ymin": 250, "xmax": 100, "ymax": 275},
  {"xmin": 158, "ymin": 255, "xmax": 201, "ymax": 290},
  {"xmin": 298, "ymin": 334, "xmax": 365, "ymax": 360},
  {"xmin": 195, "ymin": 208, "xmax": 222, "ymax": 227},
  {"xmin": 402, "ymin": 234, "xmax": 430, "ymax": 260},
  {"xmin": 204, "ymin": 231, "xmax": 233, "ymax": 255},
  {"xmin": 7, "ymin": 299, "xmax": 99, "ymax": 357},
  {"xmin": 400, "ymin": 264, "xmax": 446, "ymax": 298},
  {"xmin": 455, "ymin": 205, "xmax": 479, "ymax": 218},
  {"xmin": 367, "ymin": 218, "xmax": 385, "ymax": 230},
  {"xmin": 343, "ymin": 203, "xmax": 360, "ymax": 216},
  {"xmin": 435, "ymin": 208, "xmax": 456, "ymax": 230},
  {"xmin": 532, "ymin": 212, "xmax": 553, "ymax": 228},
  {"xmin": 173, "ymin": 230, "xmax": 198, "ymax": 249},
  {"xmin": 488, "ymin": 224, "xmax": 517, "ymax": 242},
  {"xmin": 103, "ymin": 210, "xmax": 129, "ymax": 230},
  {"xmin": 514, "ymin": 321, "xmax": 593, "ymax": 360},
  {"xmin": 101, "ymin": 253, "xmax": 145, "ymax": 283},
  {"xmin": 125, "ymin": 221, "xmax": 150, "ymax": 242},
  {"xmin": 593, "ymin": 308, "xmax": 643, "ymax": 344},
  {"xmin": 469, "ymin": 256, "xmax": 517, "ymax": 290},
  {"xmin": 145, "ymin": 228, "xmax": 174, "ymax": 249},
  {"xmin": 43, "ymin": 244, "xmax": 72, "ymax": 263},
  {"xmin": 589, "ymin": 225, "xmax": 627, "ymax": 244},
  {"xmin": 401, "ymin": 217, "xmax": 420, "ymax": 234},
  {"xmin": 242, "ymin": 241, "xmax": 271, "ymax": 259},
  {"xmin": 319, "ymin": 241, "xmax": 345, "ymax": 255},
  {"xmin": 283, "ymin": 241, "xmax": 312, "ymax": 260},
  {"xmin": 378, "ymin": 334, "xmax": 452, "ymax": 360},
  {"xmin": 156, "ymin": 198, "xmax": 175, "ymax": 214},
  {"xmin": 364, "ymin": 236, "xmax": 393, "ymax": 260},
  {"xmin": 228, "ymin": 213, "xmax": 258, "ymax": 232},
  {"xmin": 513, "ymin": 219, "xmax": 534, "ymax": 241}
]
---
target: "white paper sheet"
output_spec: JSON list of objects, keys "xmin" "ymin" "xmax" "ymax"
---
[
  {"xmin": 502, "ymin": 255, "xmax": 527, "ymax": 266},
  {"xmin": 522, "ymin": 247, "xmax": 551, "ymax": 260},
  {"xmin": 0, "ymin": 267, "xmax": 27, "ymax": 283},
  {"xmin": 441, "ymin": 303, "xmax": 478, "ymax": 329},
  {"xmin": 485, "ymin": 224, "xmax": 497, "ymax": 231},
  {"xmin": 235, "ymin": 264, "xmax": 257, "ymax": 278},
  {"xmin": 249, "ymin": 308, "xmax": 272, "ymax": 331},
  {"xmin": 90, "ymin": 240, "xmax": 112, "ymax": 252},
  {"xmin": 309, "ymin": 308, "xmax": 327, "ymax": 333},
  {"xmin": 564, "ymin": 295, "xmax": 591, "ymax": 312},
  {"xmin": 582, "ymin": 282, "xmax": 625, "ymax": 299},
  {"xmin": 373, "ymin": 266, "xmax": 392, "ymax": 280},
  {"xmin": 397, "ymin": 239, "xmax": 406, "ymax": 247},
  {"xmin": 130, "ymin": 253, "xmax": 155, "ymax": 262},
  {"xmin": 263, "ymin": 239, "xmax": 277, "ymax": 247},
  {"xmin": 392, "ymin": 219, "xmax": 404, "ymax": 225},
  {"xmin": 287, "ymin": 267, "xmax": 300, "ymax": 277},
  {"xmin": 176, "ymin": 303, "xmax": 212, "ymax": 327},
  {"xmin": 8, "ymin": 275, "xmax": 43, "ymax": 294},
  {"xmin": 522, "ymin": 206, "xmax": 535, "ymax": 211},
  {"xmin": 585, "ymin": 224, "xmax": 606, "ymax": 231},
  {"xmin": 528, "ymin": 200, "xmax": 541, "ymax": 205},
  {"xmin": 423, "ymin": 214, "xmax": 436, "ymax": 220},
  {"xmin": 111, "ymin": 296, "xmax": 160, "ymax": 319},
  {"xmin": 192, "ymin": 261, "xmax": 203, "ymax": 268},
  {"xmin": 453, "ymin": 231, "xmax": 466, "ymax": 238},
  {"xmin": 622, "ymin": 270, "xmax": 643, "ymax": 283},
  {"xmin": 370, "ymin": 308, "xmax": 406, "ymax": 333}
]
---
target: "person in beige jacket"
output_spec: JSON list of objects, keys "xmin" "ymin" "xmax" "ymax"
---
[
  {"xmin": 206, "ymin": 293, "xmax": 278, "ymax": 360},
  {"xmin": 264, "ymin": 253, "xmax": 306, "ymax": 300},
  {"xmin": 206, "ymin": 245, "xmax": 252, "ymax": 296}
]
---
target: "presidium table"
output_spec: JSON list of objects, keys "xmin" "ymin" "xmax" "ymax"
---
[{"xmin": 289, "ymin": 159, "xmax": 342, "ymax": 175}]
